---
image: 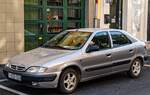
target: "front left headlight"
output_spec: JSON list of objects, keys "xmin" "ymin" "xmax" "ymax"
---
[
  {"xmin": 26, "ymin": 66, "xmax": 48, "ymax": 73},
  {"xmin": 5, "ymin": 63, "xmax": 11, "ymax": 68}
]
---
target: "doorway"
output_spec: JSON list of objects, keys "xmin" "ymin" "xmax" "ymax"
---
[
  {"xmin": 147, "ymin": 0, "xmax": 150, "ymax": 41},
  {"xmin": 109, "ymin": 0, "xmax": 123, "ymax": 29}
]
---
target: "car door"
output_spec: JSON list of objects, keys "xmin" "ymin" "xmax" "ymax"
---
[
  {"xmin": 81, "ymin": 31, "xmax": 113, "ymax": 78},
  {"xmin": 109, "ymin": 31, "xmax": 136, "ymax": 72}
]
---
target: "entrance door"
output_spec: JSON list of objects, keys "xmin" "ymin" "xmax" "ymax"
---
[
  {"xmin": 109, "ymin": 0, "xmax": 123, "ymax": 29},
  {"xmin": 24, "ymin": 0, "xmax": 85, "ymax": 51},
  {"xmin": 147, "ymin": 0, "xmax": 150, "ymax": 41}
]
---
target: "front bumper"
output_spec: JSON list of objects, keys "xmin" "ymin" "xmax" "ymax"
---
[{"xmin": 3, "ymin": 67, "xmax": 61, "ymax": 88}]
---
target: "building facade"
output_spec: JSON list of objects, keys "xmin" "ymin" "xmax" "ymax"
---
[
  {"xmin": 0, "ymin": 0, "xmax": 149, "ymax": 64},
  {"xmin": 88, "ymin": 0, "xmax": 148, "ymax": 41}
]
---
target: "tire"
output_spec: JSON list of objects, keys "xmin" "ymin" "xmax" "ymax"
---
[
  {"xmin": 127, "ymin": 58, "xmax": 143, "ymax": 78},
  {"xmin": 58, "ymin": 68, "xmax": 80, "ymax": 94}
]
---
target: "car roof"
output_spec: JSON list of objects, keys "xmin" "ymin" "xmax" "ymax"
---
[
  {"xmin": 66, "ymin": 28, "xmax": 122, "ymax": 33},
  {"xmin": 66, "ymin": 28, "xmax": 139, "ymax": 42}
]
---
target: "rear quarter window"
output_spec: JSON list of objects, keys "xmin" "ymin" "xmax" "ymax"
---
[{"xmin": 125, "ymin": 34, "xmax": 138, "ymax": 43}]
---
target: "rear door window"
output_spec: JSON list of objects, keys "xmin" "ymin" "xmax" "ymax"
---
[{"xmin": 110, "ymin": 31, "xmax": 132, "ymax": 48}]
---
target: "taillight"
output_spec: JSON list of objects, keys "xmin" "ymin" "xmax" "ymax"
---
[
  {"xmin": 144, "ymin": 42, "xmax": 148, "ymax": 50},
  {"xmin": 144, "ymin": 45, "xmax": 147, "ymax": 49}
]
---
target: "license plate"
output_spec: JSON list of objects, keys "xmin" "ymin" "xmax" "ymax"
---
[{"xmin": 8, "ymin": 73, "xmax": 22, "ymax": 81}]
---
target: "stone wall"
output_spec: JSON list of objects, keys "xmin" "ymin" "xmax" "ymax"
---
[{"xmin": 0, "ymin": 0, "xmax": 24, "ymax": 64}]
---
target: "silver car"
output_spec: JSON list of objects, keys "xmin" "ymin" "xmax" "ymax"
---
[{"xmin": 3, "ymin": 28, "xmax": 146, "ymax": 93}]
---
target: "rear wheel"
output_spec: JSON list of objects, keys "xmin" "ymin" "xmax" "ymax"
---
[
  {"xmin": 127, "ymin": 58, "xmax": 143, "ymax": 78},
  {"xmin": 58, "ymin": 68, "xmax": 80, "ymax": 94}
]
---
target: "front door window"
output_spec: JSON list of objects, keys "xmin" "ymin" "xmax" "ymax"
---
[{"xmin": 88, "ymin": 32, "xmax": 111, "ymax": 52}]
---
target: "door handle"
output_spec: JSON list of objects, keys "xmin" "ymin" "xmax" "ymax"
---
[
  {"xmin": 106, "ymin": 53, "xmax": 111, "ymax": 57},
  {"xmin": 129, "ymin": 49, "xmax": 134, "ymax": 54}
]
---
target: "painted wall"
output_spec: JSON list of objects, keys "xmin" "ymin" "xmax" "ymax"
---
[
  {"xmin": 87, "ymin": 0, "xmax": 110, "ymax": 28},
  {"xmin": 122, "ymin": 0, "xmax": 148, "ymax": 41}
]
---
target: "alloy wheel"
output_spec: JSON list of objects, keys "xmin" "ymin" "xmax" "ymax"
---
[
  {"xmin": 63, "ymin": 72, "xmax": 77, "ymax": 91},
  {"xmin": 132, "ymin": 60, "xmax": 141, "ymax": 76}
]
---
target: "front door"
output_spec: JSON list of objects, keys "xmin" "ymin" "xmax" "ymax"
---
[{"xmin": 81, "ymin": 31, "xmax": 112, "ymax": 78}]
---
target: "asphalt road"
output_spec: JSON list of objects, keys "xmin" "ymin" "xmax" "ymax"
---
[{"xmin": 1, "ymin": 65, "xmax": 150, "ymax": 95}]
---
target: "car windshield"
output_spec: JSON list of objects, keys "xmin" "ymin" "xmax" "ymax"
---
[{"xmin": 43, "ymin": 31, "xmax": 91, "ymax": 50}]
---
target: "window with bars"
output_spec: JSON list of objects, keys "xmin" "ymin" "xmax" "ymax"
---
[{"xmin": 24, "ymin": 0, "xmax": 85, "ymax": 51}]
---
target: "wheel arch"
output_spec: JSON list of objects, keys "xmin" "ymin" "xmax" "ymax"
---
[
  {"xmin": 61, "ymin": 65, "xmax": 82, "ymax": 76},
  {"xmin": 135, "ymin": 56, "xmax": 144, "ymax": 66},
  {"xmin": 58, "ymin": 65, "xmax": 82, "ymax": 93}
]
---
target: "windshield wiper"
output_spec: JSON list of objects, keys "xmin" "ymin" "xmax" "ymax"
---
[
  {"xmin": 54, "ymin": 45, "xmax": 71, "ymax": 50},
  {"xmin": 42, "ymin": 45, "xmax": 71, "ymax": 50},
  {"xmin": 42, "ymin": 44, "xmax": 49, "ymax": 48}
]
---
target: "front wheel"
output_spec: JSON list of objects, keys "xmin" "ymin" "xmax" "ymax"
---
[
  {"xmin": 127, "ymin": 59, "xmax": 143, "ymax": 78},
  {"xmin": 58, "ymin": 68, "xmax": 80, "ymax": 94}
]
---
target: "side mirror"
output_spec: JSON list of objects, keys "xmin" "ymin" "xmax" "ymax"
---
[{"xmin": 86, "ymin": 45, "xmax": 99, "ymax": 53}]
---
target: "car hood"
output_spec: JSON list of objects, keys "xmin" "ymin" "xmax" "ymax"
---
[{"xmin": 9, "ymin": 48, "xmax": 75, "ymax": 68}]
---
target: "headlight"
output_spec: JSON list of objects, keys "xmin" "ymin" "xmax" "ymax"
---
[
  {"xmin": 26, "ymin": 67, "xmax": 48, "ymax": 73},
  {"xmin": 6, "ymin": 63, "xmax": 10, "ymax": 68}
]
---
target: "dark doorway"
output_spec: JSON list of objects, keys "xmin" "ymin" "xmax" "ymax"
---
[
  {"xmin": 110, "ymin": 0, "xmax": 123, "ymax": 29},
  {"xmin": 147, "ymin": 0, "xmax": 150, "ymax": 40}
]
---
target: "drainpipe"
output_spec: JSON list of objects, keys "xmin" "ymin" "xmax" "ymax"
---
[{"xmin": 94, "ymin": 0, "xmax": 101, "ymax": 28}]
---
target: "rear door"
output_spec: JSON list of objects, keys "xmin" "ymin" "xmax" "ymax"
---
[{"xmin": 109, "ymin": 31, "xmax": 136, "ymax": 72}]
